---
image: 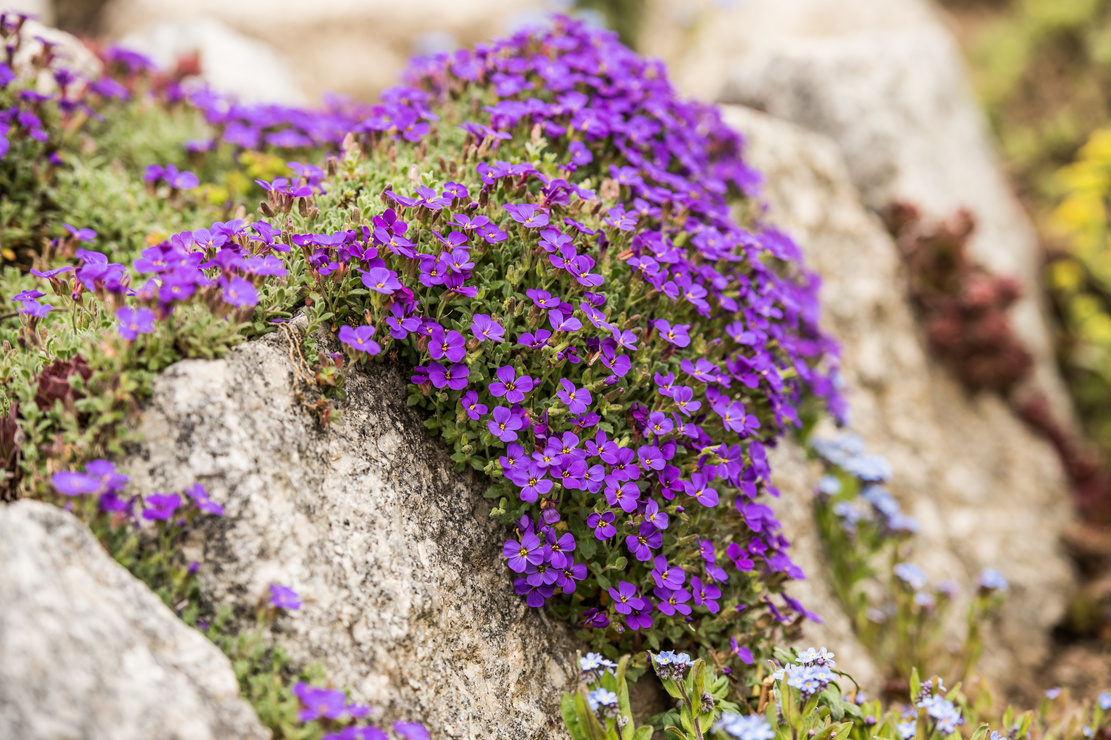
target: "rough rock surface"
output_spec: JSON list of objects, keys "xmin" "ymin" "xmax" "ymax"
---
[
  {"xmin": 0, "ymin": 499, "xmax": 268, "ymax": 740},
  {"xmin": 726, "ymin": 105, "xmax": 1074, "ymax": 695},
  {"xmin": 122, "ymin": 328, "xmax": 578, "ymax": 740},
  {"xmin": 719, "ymin": 19, "xmax": 1072, "ymax": 420}
]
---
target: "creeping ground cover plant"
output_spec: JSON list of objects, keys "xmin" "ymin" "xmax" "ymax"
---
[
  {"xmin": 8, "ymin": 7, "xmax": 1111, "ymax": 740},
  {"xmin": 0, "ymin": 7, "xmax": 874, "ymax": 736}
]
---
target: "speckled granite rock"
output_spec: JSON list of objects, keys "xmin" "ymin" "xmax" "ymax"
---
[
  {"xmin": 0, "ymin": 499, "xmax": 269, "ymax": 740},
  {"xmin": 727, "ymin": 105, "xmax": 1074, "ymax": 695},
  {"xmin": 122, "ymin": 327, "xmax": 578, "ymax": 740}
]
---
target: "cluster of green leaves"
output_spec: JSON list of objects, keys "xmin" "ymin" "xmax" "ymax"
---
[
  {"xmin": 570, "ymin": 648, "xmax": 1111, "ymax": 740},
  {"xmin": 957, "ymin": 0, "xmax": 1111, "ymax": 209}
]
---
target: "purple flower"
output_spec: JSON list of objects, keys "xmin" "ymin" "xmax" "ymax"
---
[
  {"xmin": 51, "ymin": 470, "xmax": 101, "ymax": 496},
  {"xmin": 426, "ymin": 362, "xmax": 469, "ymax": 390},
  {"xmin": 508, "ymin": 462, "xmax": 553, "ymax": 503},
  {"xmin": 62, "ymin": 222, "xmax": 97, "ymax": 242},
  {"xmin": 503, "ymin": 531, "xmax": 545, "ymax": 572},
  {"xmin": 626, "ymin": 599, "xmax": 655, "ymax": 630},
  {"xmin": 293, "ymin": 683, "xmax": 345, "ymax": 721},
  {"xmin": 556, "ymin": 379, "xmax": 592, "ymax": 414},
  {"xmin": 488, "ymin": 405, "xmax": 525, "ymax": 442},
  {"xmin": 654, "ymin": 320, "xmax": 690, "ymax": 348},
  {"xmin": 654, "ymin": 586, "xmax": 692, "ymax": 616},
  {"xmin": 671, "ymin": 386, "xmax": 702, "ymax": 416},
  {"xmin": 504, "ymin": 203, "xmax": 549, "ymax": 228},
  {"xmin": 460, "ymin": 391, "xmax": 488, "ymax": 421},
  {"xmin": 429, "ymin": 326, "xmax": 466, "ymax": 362},
  {"xmin": 549, "ymin": 309, "xmax": 582, "ymax": 332},
  {"xmin": 222, "ymin": 277, "xmax": 258, "ymax": 307},
  {"xmin": 625, "ymin": 522, "xmax": 662, "ymax": 561},
  {"xmin": 588, "ymin": 511, "xmax": 616, "ymax": 539},
  {"xmin": 608, "ymin": 581, "xmax": 645, "ymax": 615},
  {"xmin": 142, "ymin": 493, "xmax": 183, "ymax": 521},
  {"xmin": 730, "ymin": 636, "xmax": 754, "ymax": 665},
  {"xmin": 526, "ymin": 288, "xmax": 561, "ymax": 309},
  {"xmin": 605, "ymin": 480, "xmax": 640, "ymax": 513},
  {"xmin": 644, "ymin": 499, "xmax": 669, "ymax": 529},
  {"xmin": 684, "ymin": 474, "xmax": 719, "ymax": 508},
  {"xmin": 546, "ymin": 530, "xmax": 577, "ymax": 569},
  {"xmin": 651, "ymin": 555, "xmax": 686, "ymax": 589},
  {"xmin": 18, "ymin": 300, "xmax": 52, "ymax": 318},
  {"xmin": 691, "ymin": 576, "xmax": 721, "ymax": 613},
  {"xmin": 393, "ymin": 723, "xmax": 430, "ymax": 740},
  {"xmin": 471, "ymin": 313, "xmax": 505, "ymax": 342},
  {"xmin": 582, "ymin": 607, "xmax": 610, "ymax": 629},
  {"xmin": 270, "ymin": 583, "xmax": 302, "ymax": 610},
  {"xmin": 488, "ymin": 366, "xmax": 535, "ymax": 403},
  {"xmin": 362, "ymin": 267, "xmax": 403, "ymax": 294},
  {"xmin": 338, "ymin": 325, "xmax": 381, "ymax": 355}
]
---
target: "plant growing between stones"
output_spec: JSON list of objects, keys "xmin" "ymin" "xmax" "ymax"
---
[
  {"xmin": 5, "ymin": 7, "xmax": 1111, "ymax": 740},
  {"xmin": 809, "ymin": 434, "xmax": 1007, "ymax": 693}
]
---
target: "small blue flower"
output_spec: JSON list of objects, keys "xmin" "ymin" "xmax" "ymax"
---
[
  {"xmin": 717, "ymin": 713, "xmax": 775, "ymax": 740},
  {"xmin": 1100, "ymin": 691, "xmax": 1111, "ymax": 711},
  {"xmin": 816, "ymin": 475, "xmax": 841, "ymax": 496},
  {"xmin": 894, "ymin": 563, "xmax": 928, "ymax": 591},
  {"xmin": 979, "ymin": 568, "xmax": 1009, "ymax": 592}
]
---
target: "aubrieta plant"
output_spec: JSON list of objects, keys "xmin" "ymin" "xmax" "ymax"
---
[
  {"xmin": 361, "ymin": 14, "xmax": 844, "ymax": 666},
  {"xmin": 811, "ymin": 434, "xmax": 1008, "ymax": 687},
  {"xmin": 0, "ymin": 7, "xmax": 848, "ymax": 735}
]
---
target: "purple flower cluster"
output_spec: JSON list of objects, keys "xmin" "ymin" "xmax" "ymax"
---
[
  {"xmin": 50, "ymin": 460, "xmax": 223, "ymax": 525},
  {"xmin": 14, "ymin": 13, "xmax": 847, "ymax": 672},
  {"xmin": 0, "ymin": 11, "xmax": 144, "ymax": 166},
  {"xmin": 27, "ymin": 218, "xmax": 285, "ymax": 341},
  {"xmin": 347, "ymin": 17, "xmax": 843, "ymax": 646},
  {"xmin": 292, "ymin": 682, "xmax": 429, "ymax": 740}
]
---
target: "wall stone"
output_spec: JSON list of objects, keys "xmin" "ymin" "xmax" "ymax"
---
[
  {"xmin": 121, "ymin": 326, "xmax": 579, "ymax": 740},
  {"xmin": 726, "ymin": 104, "xmax": 1074, "ymax": 697},
  {"xmin": 0, "ymin": 499, "xmax": 269, "ymax": 740},
  {"xmin": 719, "ymin": 22, "xmax": 1073, "ymax": 421}
]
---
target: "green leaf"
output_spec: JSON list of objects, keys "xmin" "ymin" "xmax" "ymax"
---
[
  {"xmin": 633, "ymin": 728, "xmax": 654, "ymax": 740},
  {"xmin": 909, "ymin": 668, "xmax": 921, "ymax": 700},
  {"xmin": 562, "ymin": 693, "xmax": 590, "ymax": 740}
]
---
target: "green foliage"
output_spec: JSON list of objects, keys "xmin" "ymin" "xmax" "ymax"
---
[{"xmin": 963, "ymin": 0, "xmax": 1111, "ymax": 208}]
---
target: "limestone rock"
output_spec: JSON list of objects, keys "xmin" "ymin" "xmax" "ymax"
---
[
  {"xmin": 0, "ymin": 499, "xmax": 268, "ymax": 740},
  {"xmin": 726, "ymin": 105, "xmax": 1074, "ymax": 696},
  {"xmin": 720, "ymin": 21, "xmax": 1073, "ymax": 420},
  {"xmin": 122, "ymin": 329, "xmax": 578, "ymax": 739},
  {"xmin": 118, "ymin": 18, "xmax": 308, "ymax": 105}
]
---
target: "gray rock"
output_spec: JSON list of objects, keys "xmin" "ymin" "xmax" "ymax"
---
[
  {"xmin": 122, "ymin": 328, "xmax": 578, "ymax": 740},
  {"xmin": 118, "ymin": 18, "xmax": 308, "ymax": 105},
  {"xmin": 0, "ymin": 499, "xmax": 268, "ymax": 740},
  {"xmin": 720, "ymin": 23, "xmax": 1073, "ymax": 420},
  {"xmin": 11, "ymin": 19, "xmax": 102, "ymax": 88},
  {"xmin": 726, "ymin": 105, "xmax": 1074, "ymax": 696},
  {"xmin": 101, "ymin": 0, "xmax": 533, "ymax": 102}
]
